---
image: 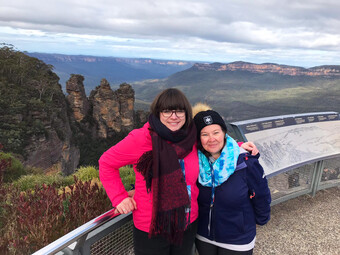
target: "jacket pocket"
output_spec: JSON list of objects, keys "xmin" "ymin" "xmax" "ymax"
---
[{"xmin": 215, "ymin": 210, "xmax": 245, "ymax": 239}]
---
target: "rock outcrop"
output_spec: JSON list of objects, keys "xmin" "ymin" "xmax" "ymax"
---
[
  {"xmin": 89, "ymin": 79, "xmax": 135, "ymax": 138},
  {"xmin": 0, "ymin": 47, "xmax": 82, "ymax": 175},
  {"xmin": 23, "ymin": 91, "xmax": 80, "ymax": 175},
  {"xmin": 23, "ymin": 76, "xmax": 139, "ymax": 172},
  {"xmin": 135, "ymin": 110, "xmax": 149, "ymax": 128},
  {"xmin": 66, "ymin": 74, "xmax": 90, "ymax": 122},
  {"xmin": 115, "ymin": 83, "xmax": 135, "ymax": 131}
]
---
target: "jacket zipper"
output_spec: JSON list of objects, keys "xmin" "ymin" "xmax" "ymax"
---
[{"xmin": 208, "ymin": 163, "xmax": 215, "ymax": 239}]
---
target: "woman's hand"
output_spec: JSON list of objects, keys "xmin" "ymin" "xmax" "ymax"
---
[
  {"xmin": 114, "ymin": 197, "xmax": 137, "ymax": 214},
  {"xmin": 241, "ymin": 142, "xmax": 259, "ymax": 155},
  {"xmin": 127, "ymin": 189, "xmax": 135, "ymax": 198}
]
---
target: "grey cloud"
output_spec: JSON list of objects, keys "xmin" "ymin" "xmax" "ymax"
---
[{"xmin": 1, "ymin": 0, "xmax": 340, "ymax": 66}]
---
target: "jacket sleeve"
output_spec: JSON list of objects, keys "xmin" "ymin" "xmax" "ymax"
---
[
  {"xmin": 99, "ymin": 127, "xmax": 148, "ymax": 207},
  {"xmin": 245, "ymin": 153, "xmax": 271, "ymax": 225}
]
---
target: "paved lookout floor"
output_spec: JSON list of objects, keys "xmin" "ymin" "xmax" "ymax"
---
[{"xmin": 254, "ymin": 186, "xmax": 340, "ymax": 255}]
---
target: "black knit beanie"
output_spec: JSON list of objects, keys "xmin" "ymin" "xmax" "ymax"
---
[{"xmin": 194, "ymin": 110, "xmax": 227, "ymax": 135}]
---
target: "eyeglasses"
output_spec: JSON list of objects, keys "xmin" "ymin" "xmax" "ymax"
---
[{"xmin": 161, "ymin": 110, "xmax": 186, "ymax": 118}]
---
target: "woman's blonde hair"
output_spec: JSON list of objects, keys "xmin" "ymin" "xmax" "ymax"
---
[{"xmin": 192, "ymin": 102, "xmax": 212, "ymax": 117}]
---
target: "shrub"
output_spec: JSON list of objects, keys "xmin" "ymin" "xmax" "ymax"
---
[
  {"xmin": 0, "ymin": 177, "xmax": 112, "ymax": 254},
  {"xmin": 74, "ymin": 165, "xmax": 99, "ymax": 182},
  {"xmin": 24, "ymin": 166, "xmax": 45, "ymax": 175},
  {"xmin": 0, "ymin": 156, "xmax": 11, "ymax": 183},
  {"xmin": 12, "ymin": 173, "xmax": 74, "ymax": 191},
  {"xmin": 119, "ymin": 166, "xmax": 135, "ymax": 190},
  {"xmin": 0, "ymin": 183, "xmax": 21, "ymax": 254},
  {"xmin": 0, "ymin": 163, "xmax": 136, "ymax": 254},
  {"xmin": 62, "ymin": 176, "xmax": 112, "ymax": 231},
  {"xmin": 0, "ymin": 152, "xmax": 26, "ymax": 183}
]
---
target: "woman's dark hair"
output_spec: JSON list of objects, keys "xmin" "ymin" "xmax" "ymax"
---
[{"xmin": 150, "ymin": 88, "xmax": 193, "ymax": 129}]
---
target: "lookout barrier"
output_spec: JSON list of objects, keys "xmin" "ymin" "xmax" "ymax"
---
[{"xmin": 33, "ymin": 112, "xmax": 340, "ymax": 255}]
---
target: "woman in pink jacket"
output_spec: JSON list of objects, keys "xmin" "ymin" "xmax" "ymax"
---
[
  {"xmin": 99, "ymin": 88, "xmax": 258, "ymax": 255},
  {"xmin": 99, "ymin": 88, "xmax": 199, "ymax": 255}
]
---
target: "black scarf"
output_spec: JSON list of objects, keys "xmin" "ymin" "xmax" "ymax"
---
[{"xmin": 136, "ymin": 114, "xmax": 196, "ymax": 244}]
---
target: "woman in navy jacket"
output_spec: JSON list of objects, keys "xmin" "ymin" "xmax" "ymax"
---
[{"xmin": 193, "ymin": 110, "xmax": 271, "ymax": 255}]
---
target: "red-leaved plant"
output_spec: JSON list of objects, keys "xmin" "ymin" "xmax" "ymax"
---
[
  {"xmin": 0, "ymin": 176, "xmax": 112, "ymax": 254},
  {"xmin": 0, "ymin": 155, "xmax": 12, "ymax": 184}
]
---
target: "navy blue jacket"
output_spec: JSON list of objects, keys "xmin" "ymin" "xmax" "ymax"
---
[{"xmin": 197, "ymin": 153, "xmax": 271, "ymax": 245}]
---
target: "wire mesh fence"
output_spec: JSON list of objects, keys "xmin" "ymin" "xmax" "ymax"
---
[
  {"xmin": 268, "ymin": 164, "xmax": 314, "ymax": 201},
  {"xmin": 90, "ymin": 219, "xmax": 134, "ymax": 255},
  {"xmin": 88, "ymin": 158, "xmax": 340, "ymax": 255},
  {"xmin": 35, "ymin": 157, "xmax": 340, "ymax": 255},
  {"xmin": 321, "ymin": 157, "xmax": 340, "ymax": 183}
]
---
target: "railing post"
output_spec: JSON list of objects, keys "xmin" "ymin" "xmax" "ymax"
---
[
  {"xmin": 71, "ymin": 235, "xmax": 88, "ymax": 255},
  {"xmin": 310, "ymin": 160, "xmax": 324, "ymax": 197}
]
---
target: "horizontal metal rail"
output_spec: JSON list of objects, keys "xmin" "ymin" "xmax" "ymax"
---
[
  {"xmin": 32, "ymin": 157, "xmax": 340, "ymax": 254},
  {"xmin": 32, "ymin": 209, "xmax": 128, "ymax": 255}
]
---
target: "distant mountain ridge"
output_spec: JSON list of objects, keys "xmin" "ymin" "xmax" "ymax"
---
[
  {"xmin": 192, "ymin": 61, "xmax": 340, "ymax": 76},
  {"xmin": 25, "ymin": 52, "xmax": 340, "ymax": 122},
  {"xmin": 27, "ymin": 52, "xmax": 196, "ymax": 93},
  {"xmin": 29, "ymin": 53, "xmax": 192, "ymax": 66},
  {"xmin": 132, "ymin": 61, "xmax": 340, "ymax": 122}
]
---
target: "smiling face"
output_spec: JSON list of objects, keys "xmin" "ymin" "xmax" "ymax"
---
[
  {"xmin": 160, "ymin": 110, "xmax": 186, "ymax": 131},
  {"xmin": 200, "ymin": 124, "xmax": 225, "ymax": 159}
]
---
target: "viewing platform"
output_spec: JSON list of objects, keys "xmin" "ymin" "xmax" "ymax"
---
[
  {"xmin": 33, "ymin": 112, "xmax": 340, "ymax": 255},
  {"xmin": 255, "ymin": 186, "xmax": 340, "ymax": 254}
]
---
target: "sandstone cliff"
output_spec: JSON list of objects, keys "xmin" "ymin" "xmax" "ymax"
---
[
  {"xmin": 0, "ymin": 46, "xmax": 80, "ymax": 174},
  {"xmin": 66, "ymin": 75, "xmax": 137, "ymax": 139},
  {"xmin": 88, "ymin": 79, "xmax": 135, "ymax": 138},
  {"xmin": 66, "ymin": 74, "xmax": 90, "ymax": 122},
  {"xmin": 192, "ymin": 61, "xmax": 340, "ymax": 76},
  {"xmin": 115, "ymin": 83, "xmax": 135, "ymax": 131},
  {"xmin": 65, "ymin": 76, "xmax": 145, "ymax": 167},
  {"xmin": 22, "ymin": 87, "xmax": 81, "ymax": 175}
]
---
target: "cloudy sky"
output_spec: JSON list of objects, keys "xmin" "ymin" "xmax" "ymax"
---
[{"xmin": 1, "ymin": 0, "xmax": 340, "ymax": 67}]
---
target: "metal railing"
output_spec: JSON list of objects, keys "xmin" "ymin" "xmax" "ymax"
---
[
  {"xmin": 33, "ymin": 112, "xmax": 340, "ymax": 255},
  {"xmin": 32, "ymin": 157, "xmax": 340, "ymax": 255},
  {"xmin": 268, "ymin": 155, "xmax": 340, "ymax": 205},
  {"xmin": 32, "ymin": 210, "xmax": 133, "ymax": 255}
]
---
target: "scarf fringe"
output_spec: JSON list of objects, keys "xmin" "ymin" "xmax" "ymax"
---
[
  {"xmin": 136, "ymin": 116, "xmax": 197, "ymax": 244},
  {"xmin": 149, "ymin": 206, "xmax": 190, "ymax": 245},
  {"xmin": 136, "ymin": 151, "xmax": 153, "ymax": 192}
]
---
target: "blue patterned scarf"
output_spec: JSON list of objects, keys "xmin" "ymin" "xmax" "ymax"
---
[{"xmin": 198, "ymin": 135, "xmax": 240, "ymax": 187}]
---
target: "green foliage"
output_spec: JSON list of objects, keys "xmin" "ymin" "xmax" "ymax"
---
[
  {"xmin": 76, "ymin": 131, "xmax": 129, "ymax": 167},
  {"xmin": 0, "ymin": 152, "xmax": 26, "ymax": 183},
  {"xmin": 0, "ymin": 45, "xmax": 66, "ymax": 156},
  {"xmin": 10, "ymin": 165, "xmax": 135, "ymax": 192},
  {"xmin": 74, "ymin": 166, "xmax": 99, "ymax": 182},
  {"xmin": 0, "ymin": 151, "xmax": 135, "ymax": 254},
  {"xmin": 24, "ymin": 166, "xmax": 45, "ymax": 175},
  {"xmin": 119, "ymin": 166, "xmax": 135, "ymax": 190},
  {"xmin": 12, "ymin": 173, "xmax": 74, "ymax": 191}
]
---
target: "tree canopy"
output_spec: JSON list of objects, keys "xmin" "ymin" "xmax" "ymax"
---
[{"xmin": 0, "ymin": 44, "xmax": 65, "ymax": 155}]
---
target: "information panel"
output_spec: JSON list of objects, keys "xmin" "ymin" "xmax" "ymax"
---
[{"xmin": 230, "ymin": 112, "xmax": 340, "ymax": 177}]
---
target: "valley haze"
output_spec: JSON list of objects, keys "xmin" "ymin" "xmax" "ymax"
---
[{"xmin": 28, "ymin": 51, "xmax": 340, "ymax": 123}]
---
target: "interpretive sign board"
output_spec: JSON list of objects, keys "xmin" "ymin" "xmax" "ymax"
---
[{"xmin": 230, "ymin": 112, "xmax": 340, "ymax": 177}]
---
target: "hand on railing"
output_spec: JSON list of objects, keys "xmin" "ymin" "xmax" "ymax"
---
[
  {"xmin": 114, "ymin": 197, "xmax": 137, "ymax": 214},
  {"xmin": 127, "ymin": 189, "xmax": 135, "ymax": 198}
]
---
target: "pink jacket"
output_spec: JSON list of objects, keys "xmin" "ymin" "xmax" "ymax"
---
[{"xmin": 99, "ymin": 122, "xmax": 199, "ymax": 232}]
